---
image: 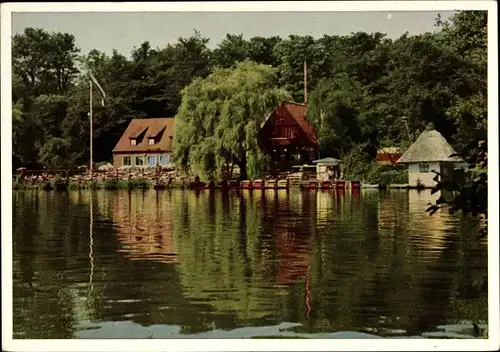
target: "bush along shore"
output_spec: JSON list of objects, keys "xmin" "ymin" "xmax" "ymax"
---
[
  {"xmin": 13, "ymin": 168, "xmax": 193, "ymax": 191},
  {"xmin": 13, "ymin": 163, "xmax": 417, "ymax": 191}
]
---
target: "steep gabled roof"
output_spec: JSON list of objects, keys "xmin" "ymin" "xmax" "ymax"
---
[
  {"xmin": 397, "ymin": 129, "xmax": 463, "ymax": 163},
  {"xmin": 113, "ymin": 118, "xmax": 175, "ymax": 153},
  {"xmin": 284, "ymin": 102, "xmax": 318, "ymax": 145},
  {"xmin": 261, "ymin": 101, "xmax": 318, "ymax": 145}
]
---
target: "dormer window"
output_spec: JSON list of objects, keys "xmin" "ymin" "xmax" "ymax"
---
[
  {"xmin": 148, "ymin": 138, "xmax": 155, "ymax": 146},
  {"xmin": 130, "ymin": 139, "xmax": 137, "ymax": 146}
]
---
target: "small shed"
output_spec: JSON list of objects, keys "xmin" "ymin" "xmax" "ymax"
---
[
  {"xmin": 397, "ymin": 126, "xmax": 463, "ymax": 188},
  {"xmin": 312, "ymin": 157, "xmax": 343, "ymax": 181},
  {"xmin": 376, "ymin": 147, "xmax": 402, "ymax": 165}
]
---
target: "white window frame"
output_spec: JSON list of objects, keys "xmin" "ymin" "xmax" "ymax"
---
[
  {"xmin": 130, "ymin": 139, "xmax": 137, "ymax": 146},
  {"xmin": 160, "ymin": 154, "xmax": 170, "ymax": 165},
  {"xmin": 134, "ymin": 155, "xmax": 144, "ymax": 167},
  {"xmin": 148, "ymin": 138, "xmax": 155, "ymax": 146},
  {"xmin": 419, "ymin": 163, "xmax": 430, "ymax": 173},
  {"xmin": 123, "ymin": 156, "xmax": 132, "ymax": 167},
  {"xmin": 148, "ymin": 155, "xmax": 157, "ymax": 167}
]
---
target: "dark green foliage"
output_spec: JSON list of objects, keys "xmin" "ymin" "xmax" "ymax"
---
[
  {"xmin": 41, "ymin": 182, "xmax": 54, "ymax": 191},
  {"xmin": 88, "ymin": 181, "xmax": 102, "ymax": 190},
  {"xmin": 126, "ymin": 179, "xmax": 151, "ymax": 189},
  {"xmin": 67, "ymin": 183, "xmax": 79, "ymax": 191},
  {"xmin": 12, "ymin": 11, "xmax": 487, "ymax": 179},
  {"xmin": 379, "ymin": 170, "xmax": 409, "ymax": 187},
  {"xmin": 51, "ymin": 176, "xmax": 69, "ymax": 191},
  {"xmin": 103, "ymin": 179, "xmax": 120, "ymax": 190}
]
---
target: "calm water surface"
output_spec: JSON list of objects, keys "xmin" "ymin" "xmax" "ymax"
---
[{"xmin": 12, "ymin": 189, "xmax": 488, "ymax": 339}]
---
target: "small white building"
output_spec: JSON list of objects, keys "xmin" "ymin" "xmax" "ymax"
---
[
  {"xmin": 397, "ymin": 127, "xmax": 463, "ymax": 188},
  {"xmin": 312, "ymin": 157, "xmax": 343, "ymax": 181}
]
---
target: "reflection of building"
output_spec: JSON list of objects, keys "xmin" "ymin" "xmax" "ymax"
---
[
  {"xmin": 266, "ymin": 191, "xmax": 315, "ymax": 286},
  {"xmin": 316, "ymin": 191, "xmax": 334, "ymax": 226},
  {"xmin": 408, "ymin": 190, "xmax": 449, "ymax": 251},
  {"xmin": 275, "ymin": 228, "xmax": 313, "ymax": 285},
  {"xmin": 110, "ymin": 191, "xmax": 178, "ymax": 264}
]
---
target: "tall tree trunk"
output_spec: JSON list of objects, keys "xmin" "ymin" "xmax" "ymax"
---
[{"xmin": 237, "ymin": 153, "xmax": 247, "ymax": 180}]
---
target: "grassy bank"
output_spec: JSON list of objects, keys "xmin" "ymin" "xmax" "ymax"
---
[{"xmin": 344, "ymin": 163, "xmax": 408, "ymax": 188}]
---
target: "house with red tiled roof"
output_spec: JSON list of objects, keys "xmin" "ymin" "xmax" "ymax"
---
[
  {"xmin": 112, "ymin": 117, "xmax": 175, "ymax": 169},
  {"xmin": 258, "ymin": 102, "xmax": 318, "ymax": 172}
]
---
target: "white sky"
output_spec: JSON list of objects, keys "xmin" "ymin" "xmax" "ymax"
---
[{"xmin": 11, "ymin": 11, "xmax": 456, "ymax": 57}]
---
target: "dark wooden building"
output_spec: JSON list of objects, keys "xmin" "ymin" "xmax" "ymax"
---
[{"xmin": 258, "ymin": 101, "xmax": 318, "ymax": 172}]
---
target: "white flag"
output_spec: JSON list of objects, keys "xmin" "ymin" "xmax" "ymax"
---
[{"xmin": 89, "ymin": 71, "xmax": 106, "ymax": 106}]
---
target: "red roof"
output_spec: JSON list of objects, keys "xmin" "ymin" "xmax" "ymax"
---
[
  {"xmin": 376, "ymin": 152, "xmax": 402, "ymax": 164},
  {"xmin": 260, "ymin": 101, "xmax": 318, "ymax": 147},
  {"xmin": 284, "ymin": 102, "xmax": 318, "ymax": 145},
  {"xmin": 113, "ymin": 118, "xmax": 175, "ymax": 153}
]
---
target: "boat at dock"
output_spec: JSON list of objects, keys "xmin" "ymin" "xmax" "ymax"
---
[{"xmin": 189, "ymin": 178, "xmax": 362, "ymax": 191}]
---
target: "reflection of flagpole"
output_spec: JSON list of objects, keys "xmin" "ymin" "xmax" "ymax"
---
[
  {"xmin": 87, "ymin": 191, "xmax": 95, "ymax": 317},
  {"xmin": 305, "ymin": 265, "xmax": 311, "ymax": 320}
]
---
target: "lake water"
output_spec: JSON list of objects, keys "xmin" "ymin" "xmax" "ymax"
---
[{"xmin": 12, "ymin": 189, "xmax": 488, "ymax": 339}]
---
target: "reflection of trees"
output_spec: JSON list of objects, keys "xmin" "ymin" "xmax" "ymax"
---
[
  {"xmin": 13, "ymin": 191, "xmax": 100, "ymax": 338},
  {"xmin": 13, "ymin": 188, "xmax": 488, "ymax": 338}
]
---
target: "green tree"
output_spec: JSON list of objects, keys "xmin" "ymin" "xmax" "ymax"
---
[
  {"xmin": 173, "ymin": 61, "xmax": 291, "ymax": 179},
  {"xmin": 211, "ymin": 33, "xmax": 250, "ymax": 68},
  {"xmin": 12, "ymin": 28, "xmax": 80, "ymax": 97}
]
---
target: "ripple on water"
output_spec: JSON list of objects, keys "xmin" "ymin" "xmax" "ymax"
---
[{"xmin": 12, "ymin": 189, "xmax": 488, "ymax": 339}]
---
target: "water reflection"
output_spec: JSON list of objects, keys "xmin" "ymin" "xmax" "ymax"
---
[{"xmin": 12, "ymin": 189, "xmax": 488, "ymax": 339}]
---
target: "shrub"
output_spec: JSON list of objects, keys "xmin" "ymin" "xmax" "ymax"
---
[
  {"xmin": 379, "ymin": 170, "xmax": 408, "ymax": 187},
  {"xmin": 104, "ymin": 179, "xmax": 119, "ymax": 190},
  {"xmin": 89, "ymin": 180, "xmax": 102, "ymax": 190},
  {"xmin": 67, "ymin": 182, "xmax": 79, "ymax": 191},
  {"xmin": 125, "ymin": 178, "xmax": 151, "ymax": 189},
  {"xmin": 52, "ymin": 176, "xmax": 68, "ymax": 191},
  {"xmin": 41, "ymin": 181, "xmax": 54, "ymax": 191}
]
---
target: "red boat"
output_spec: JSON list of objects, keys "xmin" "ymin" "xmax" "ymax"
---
[
  {"xmin": 241, "ymin": 180, "xmax": 253, "ymax": 189},
  {"xmin": 253, "ymin": 179, "xmax": 265, "ymax": 189},
  {"xmin": 350, "ymin": 180, "xmax": 360, "ymax": 189},
  {"xmin": 335, "ymin": 180, "xmax": 346, "ymax": 189},
  {"xmin": 320, "ymin": 181, "xmax": 332, "ymax": 190},
  {"xmin": 302, "ymin": 181, "xmax": 317, "ymax": 190}
]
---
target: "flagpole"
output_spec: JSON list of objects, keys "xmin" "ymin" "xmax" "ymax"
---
[{"xmin": 90, "ymin": 79, "xmax": 93, "ymax": 179}]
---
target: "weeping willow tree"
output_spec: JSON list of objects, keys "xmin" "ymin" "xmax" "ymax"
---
[{"xmin": 173, "ymin": 61, "xmax": 291, "ymax": 180}]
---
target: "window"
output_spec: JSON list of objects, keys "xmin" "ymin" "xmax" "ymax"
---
[
  {"xmin": 419, "ymin": 163, "xmax": 430, "ymax": 173},
  {"xmin": 123, "ymin": 156, "xmax": 131, "ymax": 166},
  {"xmin": 160, "ymin": 154, "xmax": 170, "ymax": 165},
  {"xmin": 135, "ymin": 156, "xmax": 144, "ymax": 166},
  {"xmin": 277, "ymin": 111, "xmax": 285, "ymax": 125},
  {"xmin": 286, "ymin": 128, "xmax": 295, "ymax": 139},
  {"xmin": 130, "ymin": 139, "xmax": 137, "ymax": 146},
  {"xmin": 148, "ymin": 138, "xmax": 155, "ymax": 146},
  {"xmin": 148, "ymin": 155, "xmax": 157, "ymax": 167}
]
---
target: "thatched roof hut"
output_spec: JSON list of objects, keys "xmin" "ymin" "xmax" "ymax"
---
[{"xmin": 397, "ymin": 128, "xmax": 463, "ymax": 164}]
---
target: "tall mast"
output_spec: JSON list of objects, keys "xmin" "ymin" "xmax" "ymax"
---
[
  {"xmin": 303, "ymin": 60, "xmax": 308, "ymax": 105},
  {"xmin": 89, "ymin": 80, "xmax": 93, "ymax": 179}
]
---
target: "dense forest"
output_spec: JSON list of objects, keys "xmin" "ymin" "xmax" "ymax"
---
[{"xmin": 12, "ymin": 11, "xmax": 487, "ymax": 175}]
